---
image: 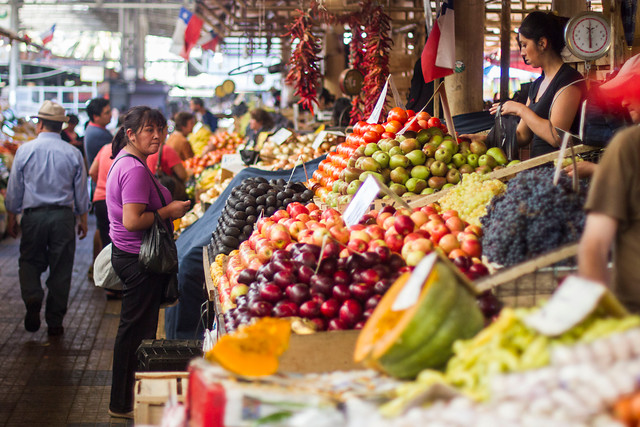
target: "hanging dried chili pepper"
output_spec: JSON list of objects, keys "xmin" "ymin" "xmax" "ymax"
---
[
  {"xmin": 284, "ymin": 8, "xmax": 322, "ymax": 114},
  {"xmin": 348, "ymin": 13, "xmax": 366, "ymax": 123},
  {"xmin": 361, "ymin": 1, "xmax": 392, "ymax": 121}
]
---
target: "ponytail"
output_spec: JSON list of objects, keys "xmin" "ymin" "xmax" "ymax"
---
[{"xmin": 110, "ymin": 126, "xmax": 127, "ymax": 159}]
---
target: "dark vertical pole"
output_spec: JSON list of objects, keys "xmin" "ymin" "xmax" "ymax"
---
[{"xmin": 499, "ymin": 0, "xmax": 511, "ymax": 102}]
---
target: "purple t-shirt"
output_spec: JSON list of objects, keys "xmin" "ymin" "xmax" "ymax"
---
[{"xmin": 106, "ymin": 155, "xmax": 173, "ymax": 254}]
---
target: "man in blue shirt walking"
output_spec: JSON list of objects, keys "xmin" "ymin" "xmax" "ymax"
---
[
  {"xmin": 6, "ymin": 100, "xmax": 90, "ymax": 337},
  {"xmin": 189, "ymin": 97, "xmax": 218, "ymax": 132}
]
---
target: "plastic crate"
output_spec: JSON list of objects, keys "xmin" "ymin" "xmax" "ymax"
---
[{"xmin": 137, "ymin": 339, "xmax": 203, "ymax": 372}]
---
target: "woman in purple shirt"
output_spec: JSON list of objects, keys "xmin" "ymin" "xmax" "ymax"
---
[{"xmin": 106, "ymin": 106, "xmax": 190, "ymax": 419}]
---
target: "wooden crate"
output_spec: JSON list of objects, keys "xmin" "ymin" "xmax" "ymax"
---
[{"xmin": 134, "ymin": 372, "xmax": 189, "ymax": 426}]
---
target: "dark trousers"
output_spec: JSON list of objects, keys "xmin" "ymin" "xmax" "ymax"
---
[
  {"xmin": 93, "ymin": 199, "xmax": 111, "ymax": 247},
  {"xmin": 19, "ymin": 207, "xmax": 75, "ymax": 328},
  {"xmin": 109, "ymin": 244, "xmax": 165, "ymax": 413}
]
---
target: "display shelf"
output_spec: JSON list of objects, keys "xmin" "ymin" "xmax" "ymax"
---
[
  {"xmin": 203, "ymin": 245, "xmax": 226, "ymax": 336},
  {"xmin": 134, "ymin": 372, "xmax": 189, "ymax": 426}
]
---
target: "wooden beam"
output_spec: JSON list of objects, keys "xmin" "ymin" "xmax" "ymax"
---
[
  {"xmin": 197, "ymin": 3, "xmax": 231, "ymax": 34},
  {"xmin": 499, "ymin": 0, "xmax": 511, "ymax": 101}
]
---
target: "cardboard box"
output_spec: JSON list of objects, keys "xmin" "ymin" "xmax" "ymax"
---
[
  {"xmin": 279, "ymin": 330, "xmax": 360, "ymax": 373},
  {"xmin": 134, "ymin": 372, "xmax": 189, "ymax": 426}
]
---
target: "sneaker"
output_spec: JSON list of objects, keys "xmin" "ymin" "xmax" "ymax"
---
[
  {"xmin": 24, "ymin": 302, "xmax": 41, "ymax": 332},
  {"xmin": 108, "ymin": 409, "xmax": 134, "ymax": 419},
  {"xmin": 47, "ymin": 326, "xmax": 64, "ymax": 336}
]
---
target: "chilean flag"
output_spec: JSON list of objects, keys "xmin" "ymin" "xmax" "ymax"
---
[
  {"xmin": 170, "ymin": 7, "xmax": 203, "ymax": 60},
  {"xmin": 199, "ymin": 30, "xmax": 221, "ymax": 52},
  {"xmin": 421, "ymin": 0, "xmax": 455, "ymax": 83},
  {"xmin": 40, "ymin": 24, "xmax": 55, "ymax": 45}
]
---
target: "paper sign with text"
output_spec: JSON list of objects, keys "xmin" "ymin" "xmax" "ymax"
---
[
  {"xmin": 392, "ymin": 253, "xmax": 438, "ymax": 311},
  {"xmin": 523, "ymin": 275, "xmax": 607, "ymax": 336},
  {"xmin": 366, "ymin": 78, "xmax": 390, "ymax": 124},
  {"xmin": 221, "ymin": 154, "xmax": 245, "ymax": 174},
  {"xmin": 270, "ymin": 128, "xmax": 293, "ymax": 145},
  {"xmin": 343, "ymin": 175, "xmax": 381, "ymax": 227}
]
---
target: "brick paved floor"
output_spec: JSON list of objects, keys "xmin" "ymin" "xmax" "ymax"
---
[{"xmin": 0, "ymin": 218, "xmax": 133, "ymax": 426}]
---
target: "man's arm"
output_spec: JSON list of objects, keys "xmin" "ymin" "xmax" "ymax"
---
[
  {"xmin": 7, "ymin": 212, "xmax": 19, "ymax": 238},
  {"xmin": 578, "ymin": 213, "xmax": 618, "ymax": 285},
  {"xmin": 77, "ymin": 213, "xmax": 88, "ymax": 240}
]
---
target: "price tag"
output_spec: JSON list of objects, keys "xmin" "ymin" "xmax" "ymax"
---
[
  {"xmin": 392, "ymin": 253, "xmax": 437, "ymax": 311},
  {"xmin": 312, "ymin": 131, "xmax": 328, "ymax": 150},
  {"xmin": 343, "ymin": 175, "xmax": 381, "ymax": 227},
  {"xmin": 270, "ymin": 128, "xmax": 293, "ymax": 145},
  {"xmin": 523, "ymin": 275, "xmax": 607, "ymax": 336},
  {"xmin": 366, "ymin": 77, "xmax": 390, "ymax": 124},
  {"xmin": 221, "ymin": 154, "xmax": 245, "ymax": 174}
]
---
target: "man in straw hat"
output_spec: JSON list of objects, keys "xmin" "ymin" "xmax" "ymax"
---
[
  {"xmin": 5, "ymin": 100, "xmax": 90, "ymax": 336},
  {"xmin": 579, "ymin": 53, "xmax": 640, "ymax": 313}
]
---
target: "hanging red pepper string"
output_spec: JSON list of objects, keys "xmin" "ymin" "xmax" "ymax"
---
[
  {"xmin": 284, "ymin": 8, "xmax": 322, "ymax": 114},
  {"xmin": 348, "ymin": 13, "xmax": 366, "ymax": 123},
  {"xmin": 361, "ymin": 1, "xmax": 392, "ymax": 121}
]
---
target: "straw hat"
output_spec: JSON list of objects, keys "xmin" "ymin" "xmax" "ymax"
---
[{"xmin": 35, "ymin": 100, "xmax": 69, "ymax": 123}]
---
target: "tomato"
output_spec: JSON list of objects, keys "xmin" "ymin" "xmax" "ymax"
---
[
  {"xmin": 369, "ymin": 124, "xmax": 385, "ymax": 135},
  {"xmin": 312, "ymin": 170, "xmax": 324, "ymax": 181},
  {"xmin": 407, "ymin": 118, "xmax": 422, "ymax": 132},
  {"xmin": 418, "ymin": 120, "xmax": 430, "ymax": 129},
  {"xmin": 353, "ymin": 121, "xmax": 367, "ymax": 135},
  {"xmin": 387, "ymin": 107, "xmax": 408, "ymax": 124},
  {"xmin": 428, "ymin": 117, "xmax": 442, "ymax": 128},
  {"xmin": 416, "ymin": 111, "xmax": 432, "ymax": 121},
  {"xmin": 405, "ymin": 109, "xmax": 416, "ymax": 117},
  {"xmin": 381, "ymin": 132, "xmax": 396, "ymax": 140},
  {"xmin": 346, "ymin": 134, "xmax": 359, "ymax": 145},
  {"xmin": 384, "ymin": 120, "xmax": 403, "ymax": 134},
  {"xmin": 362, "ymin": 131, "xmax": 381, "ymax": 144}
]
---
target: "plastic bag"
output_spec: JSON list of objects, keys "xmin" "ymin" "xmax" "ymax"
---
[
  {"xmin": 161, "ymin": 273, "xmax": 179, "ymax": 308},
  {"xmin": 93, "ymin": 243, "xmax": 123, "ymax": 290},
  {"xmin": 139, "ymin": 212, "xmax": 179, "ymax": 274},
  {"xmin": 486, "ymin": 105, "xmax": 520, "ymax": 161}
]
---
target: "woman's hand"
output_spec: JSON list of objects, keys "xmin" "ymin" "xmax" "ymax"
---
[
  {"xmin": 494, "ymin": 101, "xmax": 525, "ymax": 117},
  {"xmin": 458, "ymin": 133, "xmax": 487, "ymax": 143},
  {"xmin": 564, "ymin": 161, "xmax": 597, "ymax": 179},
  {"xmin": 162, "ymin": 200, "xmax": 192, "ymax": 220}
]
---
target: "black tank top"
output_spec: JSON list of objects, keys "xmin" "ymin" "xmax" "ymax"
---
[{"xmin": 528, "ymin": 63, "xmax": 585, "ymax": 157}]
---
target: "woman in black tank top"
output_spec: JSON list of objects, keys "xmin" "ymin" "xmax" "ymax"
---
[{"xmin": 492, "ymin": 12, "xmax": 585, "ymax": 158}]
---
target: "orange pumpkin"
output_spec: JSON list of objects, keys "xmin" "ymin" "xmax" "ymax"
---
[{"xmin": 206, "ymin": 318, "xmax": 291, "ymax": 376}]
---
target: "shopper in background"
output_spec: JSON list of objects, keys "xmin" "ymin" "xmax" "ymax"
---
[
  {"xmin": 5, "ymin": 100, "xmax": 89, "ymax": 336},
  {"xmin": 578, "ymin": 53, "xmax": 640, "ymax": 313},
  {"xmin": 106, "ymin": 106, "xmax": 190, "ymax": 419},
  {"xmin": 244, "ymin": 108, "xmax": 275, "ymax": 149},
  {"xmin": 84, "ymin": 97, "xmax": 113, "ymax": 167},
  {"xmin": 61, "ymin": 114, "xmax": 84, "ymax": 158},
  {"xmin": 166, "ymin": 111, "xmax": 195, "ymax": 161},
  {"xmin": 88, "ymin": 143, "xmax": 120, "ymax": 299},
  {"xmin": 189, "ymin": 97, "xmax": 218, "ymax": 132},
  {"xmin": 461, "ymin": 11, "xmax": 585, "ymax": 158},
  {"xmin": 146, "ymin": 139, "xmax": 189, "ymax": 201}
]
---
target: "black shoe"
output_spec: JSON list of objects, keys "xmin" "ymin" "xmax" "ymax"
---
[
  {"xmin": 108, "ymin": 409, "xmax": 134, "ymax": 419},
  {"xmin": 24, "ymin": 302, "xmax": 41, "ymax": 332},
  {"xmin": 47, "ymin": 326, "xmax": 64, "ymax": 336}
]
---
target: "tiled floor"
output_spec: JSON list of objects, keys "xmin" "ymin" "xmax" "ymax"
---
[{"xmin": 0, "ymin": 218, "xmax": 133, "ymax": 426}]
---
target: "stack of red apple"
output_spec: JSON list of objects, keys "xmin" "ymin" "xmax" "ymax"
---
[
  {"xmin": 222, "ymin": 243, "xmax": 407, "ymax": 333},
  {"xmin": 215, "ymin": 201, "xmax": 490, "ymax": 318},
  {"xmin": 308, "ymin": 107, "xmax": 446, "ymax": 202}
]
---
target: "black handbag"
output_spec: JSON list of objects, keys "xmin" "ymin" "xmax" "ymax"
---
[
  {"xmin": 126, "ymin": 154, "xmax": 180, "ymax": 306},
  {"xmin": 485, "ymin": 104, "xmax": 520, "ymax": 161}
]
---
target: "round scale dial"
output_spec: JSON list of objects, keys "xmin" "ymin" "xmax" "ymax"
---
[{"xmin": 565, "ymin": 12, "xmax": 611, "ymax": 61}]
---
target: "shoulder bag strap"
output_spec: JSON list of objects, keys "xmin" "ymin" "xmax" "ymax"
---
[{"xmin": 156, "ymin": 142, "xmax": 164, "ymax": 177}]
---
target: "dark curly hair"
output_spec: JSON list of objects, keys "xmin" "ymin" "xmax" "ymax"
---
[{"xmin": 518, "ymin": 11, "xmax": 568, "ymax": 56}]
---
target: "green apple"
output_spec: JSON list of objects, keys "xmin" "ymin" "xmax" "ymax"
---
[
  {"xmin": 344, "ymin": 167, "xmax": 364, "ymax": 183},
  {"xmin": 364, "ymin": 143, "xmax": 380, "ymax": 156},
  {"xmin": 416, "ymin": 128, "xmax": 431, "ymax": 145},
  {"xmin": 428, "ymin": 176, "xmax": 447, "ymax": 190},
  {"xmin": 405, "ymin": 177, "xmax": 428, "ymax": 193},
  {"xmin": 442, "ymin": 183, "xmax": 455, "ymax": 189},
  {"xmin": 421, "ymin": 188, "xmax": 436, "ymax": 195},
  {"xmin": 452, "ymin": 153, "xmax": 467, "ymax": 168},
  {"xmin": 410, "ymin": 165, "xmax": 430, "ymax": 180},
  {"xmin": 359, "ymin": 171, "xmax": 384, "ymax": 182},
  {"xmin": 389, "ymin": 183, "xmax": 407, "ymax": 196},
  {"xmin": 400, "ymin": 138, "xmax": 420, "ymax": 154},
  {"xmin": 389, "ymin": 154, "xmax": 411, "ymax": 169},
  {"xmin": 347, "ymin": 179, "xmax": 362, "ymax": 195},
  {"xmin": 458, "ymin": 140, "xmax": 471, "ymax": 155},
  {"xmin": 429, "ymin": 134, "xmax": 444, "ymax": 146},
  {"xmin": 438, "ymin": 139, "xmax": 459, "ymax": 155},
  {"xmin": 475, "ymin": 165, "xmax": 492, "ymax": 174},
  {"xmin": 380, "ymin": 139, "xmax": 400, "ymax": 153},
  {"xmin": 466, "ymin": 154, "xmax": 479, "ymax": 168},
  {"xmin": 507, "ymin": 159, "xmax": 521, "ymax": 167},
  {"xmin": 390, "ymin": 167, "xmax": 410, "ymax": 184},
  {"xmin": 406, "ymin": 149, "xmax": 427, "ymax": 166},
  {"xmin": 426, "ymin": 158, "xmax": 436, "ymax": 168},
  {"xmin": 434, "ymin": 148, "xmax": 453, "ymax": 164},
  {"xmin": 372, "ymin": 151, "xmax": 390, "ymax": 169},
  {"xmin": 389, "ymin": 146, "xmax": 404, "ymax": 157},
  {"xmin": 356, "ymin": 156, "xmax": 382, "ymax": 172},
  {"xmin": 338, "ymin": 194, "xmax": 353, "ymax": 205},
  {"xmin": 403, "ymin": 130, "xmax": 417, "ymax": 139},
  {"xmin": 470, "ymin": 140, "xmax": 487, "ymax": 155},
  {"xmin": 486, "ymin": 147, "xmax": 508, "ymax": 165},
  {"xmin": 355, "ymin": 145, "xmax": 367, "ymax": 156},
  {"xmin": 478, "ymin": 154, "xmax": 497, "ymax": 169},
  {"xmin": 459, "ymin": 164, "xmax": 474, "ymax": 174},
  {"xmin": 430, "ymin": 160, "xmax": 448, "ymax": 177},
  {"xmin": 427, "ymin": 127, "xmax": 444, "ymax": 137},
  {"xmin": 446, "ymin": 168, "xmax": 461, "ymax": 184},
  {"xmin": 422, "ymin": 144, "xmax": 438, "ymax": 158}
]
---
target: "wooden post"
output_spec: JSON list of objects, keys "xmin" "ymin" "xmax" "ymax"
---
[
  {"xmin": 323, "ymin": 25, "xmax": 346, "ymax": 100},
  {"xmin": 444, "ymin": 0, "xmax": 484, "ymax": 115},
  {"xmin": 499, "ymin": 0, "xmax": 511, "ymax": 102}
]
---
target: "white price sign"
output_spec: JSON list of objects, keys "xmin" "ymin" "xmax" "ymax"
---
[
  {"xmin": 270, "ymin": 128, "xmax": 293, "ymax": 145},
  {"xmin": 312, "ymin": 130, "xmax": 345, "ymax": 150},
  {"xmin": 524, "ymin": 275, "xmax": 607, "ymax": 336},
  {"xmin": 221, "ymin": 154, "xmax": 244, "ymax": 173},
  {"xmin": 343, "ymin": 175, "xmax": 381, "ymax": 228},
  {"xmin": 392, "ymin": 253, "xmax": 437, "ymax": 311}
]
